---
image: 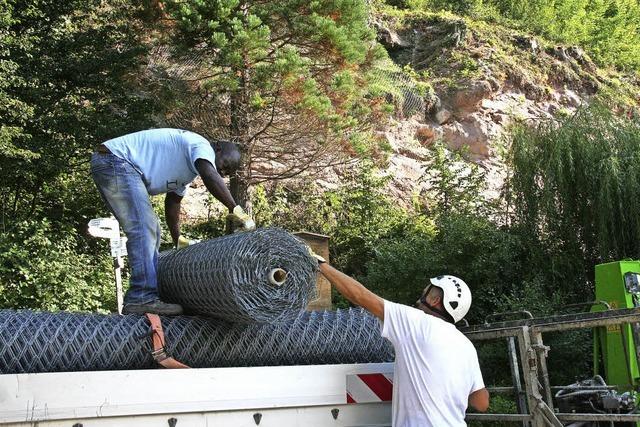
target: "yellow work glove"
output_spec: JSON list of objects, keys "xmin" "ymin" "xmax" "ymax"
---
[
  {"xmin": 176, "ymin": 235, "xmax": 197, "ymax": 249},
  {"xmin": 228, "ymin": 206, "xmax": 256, "ymax": 232},
  {"xmin": 307, "ymin": 245, "xmax": 326, "ymax": 264}
]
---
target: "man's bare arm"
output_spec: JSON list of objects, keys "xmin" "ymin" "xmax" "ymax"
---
[
  {"xmin": 165, "ymin": 192, "xmax": 183, "ymax": 245},
  {"xmin": 319, "ymin": 263, "xmax": 385, "ymax": 320},
  {"xmin": 194, "ymin": 159, "xmax": 236, "ymax": 211},
  {"xmin": 468, "ymin": 388, "xmax": 490, "ymax": 412}
]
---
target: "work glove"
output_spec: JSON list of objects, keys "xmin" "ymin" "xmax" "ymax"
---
[
  {"xmin": 175, "ymin": 235, "xmax": 198, "ymax": 249},
  {"xmin": 227, "ymin": 206, "xmax": 256, "ymax": 232},
  {"xmin": 307, "ymin": 245, "xmax": 326, "ymax": 264}
]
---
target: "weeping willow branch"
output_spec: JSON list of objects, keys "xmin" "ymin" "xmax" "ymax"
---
[{"xmin": 507, "ymin": 103, "xmax": 640, "ymax": 264}]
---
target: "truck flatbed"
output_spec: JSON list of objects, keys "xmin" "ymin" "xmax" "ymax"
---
[{"xmin": 0, "ymin": 363, "xmax": 393, "ymax": 427}]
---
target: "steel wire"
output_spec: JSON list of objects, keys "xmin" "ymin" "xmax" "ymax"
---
[
  {"xmin": 158, "ymin": 228, "xmax": 318, "ymax": 322},
  {"xmin": 0, "ymin": 308, "xmax": 394, "ymax": 374}
]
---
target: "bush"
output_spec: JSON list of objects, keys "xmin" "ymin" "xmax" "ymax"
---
[
  {"xmin": 363, "ymin": 213, "xmax": 525, "ymax": 323},
  {"xmin": 468, "ymin": 394, "xmax": 518, "ymax": 427},
  {"xmin": 250, "ymin": 162, "xmax": 433, "ymax": 277},
  {"xmin": 0, "ymin": 220, "xmax": 115, "ymax": 312}
]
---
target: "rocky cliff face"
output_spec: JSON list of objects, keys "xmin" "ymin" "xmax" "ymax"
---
[{"xmin": 371, "ymin": 12, "xmax": 639, "ymax": 204}]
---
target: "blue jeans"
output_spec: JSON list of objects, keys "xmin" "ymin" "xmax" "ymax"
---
[{"xmin": 90, "ymin": 153, "xmax": 161, "ymax": 304}]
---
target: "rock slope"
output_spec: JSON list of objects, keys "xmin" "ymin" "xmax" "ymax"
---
[{"xmin": 373, "ymin": 11, "xmax": 639, "ymax": 203}]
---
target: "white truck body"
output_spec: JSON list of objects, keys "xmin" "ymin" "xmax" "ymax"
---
[{"xmin": 0, "ymin": 363, "xmax": 394, "ymax": 427}]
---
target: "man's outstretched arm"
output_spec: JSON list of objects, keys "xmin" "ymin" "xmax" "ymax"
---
[
  {"xmin": 319, "ymin": 263, "xmax": 385, "ymax": 320},
  {"xmin": 195, "ymin": 158, "xmax": 237, "ymax": 211}
]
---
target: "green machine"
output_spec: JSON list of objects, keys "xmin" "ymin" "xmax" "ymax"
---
[{"xmin": 594, "ymin": 260, "xmax": 640, "ymax": 391}]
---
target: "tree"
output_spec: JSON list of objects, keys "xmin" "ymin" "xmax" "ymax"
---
[
  {"xmin": 507, "ymin": 104, "xmax": 640, "ymax": 283},
  {"xmin": 0, "ymin": 0, "xmax": 158, "ymax": 311},
  {"xmin": 157, "ymin": 0, "xmax": 387, "ymax": 207},
  {"xmin": 421, "ymin": 141, "xmax": 490, "ymax": 218},
  {"xmin": 0, "ymin": 0, "xmax": 156, "ymax": 231}
]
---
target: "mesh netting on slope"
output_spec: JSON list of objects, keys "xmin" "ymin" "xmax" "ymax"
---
[
  {"xmin": 158, "ymin": 228, "xmax": 317, "ymax": 323},
  {"xmin": 0, "ymin": 308, "xmax": 394, "ymax": 374}
]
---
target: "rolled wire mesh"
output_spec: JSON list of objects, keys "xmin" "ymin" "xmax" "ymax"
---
[
  {"xmin": 0, "ymin": 308, "xmax": 394, "ymax": 374},
  {"xmin": 158, "ymin": 228, "xmax": 317, "ymax": 323}
]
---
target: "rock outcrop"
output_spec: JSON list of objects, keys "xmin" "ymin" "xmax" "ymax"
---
[{"xmin": 363, "ymin": 13, "xmax": 639, "ymax": 205}]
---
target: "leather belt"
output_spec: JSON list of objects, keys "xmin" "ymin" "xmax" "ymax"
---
[{"xmin": 94, "ymin": 144, "xmax": 111, "ymax": 154}]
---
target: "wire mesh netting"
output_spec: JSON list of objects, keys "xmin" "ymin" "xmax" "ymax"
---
[
  {"xmin": 0, "ymin": 308, "xmax": 394, "ymax": 374},
  {"xmin": 158, "ymin": 228, "xmax": 318, "ymax": 323},
  {"xmin": 367, "ymin": 62, "xmax": 427, "ymax": 119}
]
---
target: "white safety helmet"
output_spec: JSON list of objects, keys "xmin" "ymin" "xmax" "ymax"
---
[{"xmin": 429, "ymin": 275, "xmax": 472, "ymax": 323}]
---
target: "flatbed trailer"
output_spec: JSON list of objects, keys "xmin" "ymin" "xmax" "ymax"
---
[
  {"xmin": 0, "ymin": 363, "xmax": 394, "ymax": 427},
  {"xmin": 5, "ymin": 307, "xmax": 640, "ymax": 426}
]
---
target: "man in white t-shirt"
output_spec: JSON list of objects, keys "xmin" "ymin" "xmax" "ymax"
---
[
  {"xmin": 311, "ymin": 254, "xmax": 489, "ymax": 426},
  {"xmin": 91, "ymin": 128, "xmax": 255, "ymax": 315}
]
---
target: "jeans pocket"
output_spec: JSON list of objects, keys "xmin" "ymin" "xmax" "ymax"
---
[
  {"xmin": 90, "ymin": 153, "xmax": 115, "ymax": 174},
  {"xmin": 114, "ymin": 159, "xmax": 142, "ymax": 176}
]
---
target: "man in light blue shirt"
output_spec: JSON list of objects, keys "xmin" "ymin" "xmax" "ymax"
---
[{"xmin": 91, "ymin": 128, "xmax": 255, "ymax": 315}]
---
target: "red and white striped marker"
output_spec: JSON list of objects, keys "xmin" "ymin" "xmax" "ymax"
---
[{"xmin": 346, "ymin": 373, "xmax": 394, "ymax": 403}]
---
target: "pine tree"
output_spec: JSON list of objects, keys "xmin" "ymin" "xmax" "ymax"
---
[{"xmin": 161, "ymin": 0, "xmax": 385, "ymax": 207}]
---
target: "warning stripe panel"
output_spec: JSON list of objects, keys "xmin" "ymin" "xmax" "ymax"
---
[
  {"xmin": 346, "ymin": 373, "xmax": 393, "ymax": 404},
  {"xmin": 359, "ymin": 373, "xmax": 393, "ymax": 401}
]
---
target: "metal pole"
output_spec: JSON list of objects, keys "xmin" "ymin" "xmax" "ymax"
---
[
  {"xmin": 515, "ymin": 327, "xmax": 564, "ymax": 427},
  {"xmin": 631, "ymin": 322, "xmax": 640, "ymax": 371},
  {"xmin": 536, "ymin": 400, "xmax": 563, "ymax": 427},
  {"xmin": 507, "ymin": 336, "xmax": 528, "ymax": 427},
  {"xmin": 516, "ymin": 327, "xmax": 543, "ymax": 427},
  {"xmin": 619, "ymin": 322, "xmax": 634, "ymax": 387},
  {"xmin": 114, "ymin": 256, "xmax": 124, "ymax": 315},
  {"xmin": 531, "ymin": 331, "xmax": 554, "ymax": 408}
]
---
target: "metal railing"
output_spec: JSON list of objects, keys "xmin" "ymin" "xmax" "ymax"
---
[{"xmin": 461, "ymin": 307, "xmax": 640, "ymax": 426}]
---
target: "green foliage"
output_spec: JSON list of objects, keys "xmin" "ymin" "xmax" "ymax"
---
[
  {"xmin": 406, "ymin": 0, "xmax": 483, "ymax": 14},
  {"xmin": 508, "ymin": 104, "xmax": 640, "ymax": 276},
  {"xmin": 422, "ymin": 141, "xmax": 491, "ymax": 217},
  {"xmin": 491, "ymin": 274, "xmax": 593, "ymax": 383},
  {"xmin": 162, "ymin": 0, "xmax": 388, "ymax": 204},
  {"xmin": 396, "ymin": 0, "xmax": 640, "ymax": 70},
  {"xmin": 364, "ymin": 213, "xmax": 524, "ymax": 323},
  {"xmin": 0, "ymin": 0, "xmax": 156, "ymax": 312},
  {"xmin": 0, "ymin": 0, "xmax": 156, "ymax": 231},
  {"xmin": 253, "ymin": 163, "xmax": 432, "ymax": 277},
  {"xmin": 0, "ymin": 219, "xmax": 114, "ymax": 312},
  {"xmin": 468, "ymin": 394, "xmax": 517, "ymax": 427}
]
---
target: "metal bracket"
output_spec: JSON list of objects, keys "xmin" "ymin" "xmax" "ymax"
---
[
  {"xmin": 527, "ymin": 348, "xmax": 538, "ymax": 370},
  {"xmin": 532, "ymin": 343, "xmax": 550, "ymax": 358},
  {"xmin": 253, "ymin": 412, "xmax": 262, "ymax": 425},
  {"xmin": 331, "ymin": 408, "xmax": 339, "ymax": 420}
]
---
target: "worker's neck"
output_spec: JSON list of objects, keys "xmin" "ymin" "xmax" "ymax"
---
[{"xmin": 422, "ymin": 305, "xmax": 453, "ymax": 324}]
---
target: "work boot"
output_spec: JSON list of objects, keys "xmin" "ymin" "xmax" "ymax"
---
[{"xmin": 122, "ymin": 299, "xmax": 183, "ymax": 316}]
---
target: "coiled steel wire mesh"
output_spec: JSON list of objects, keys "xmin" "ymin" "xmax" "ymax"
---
[
  {"xmin": 0, "ymin": 308, "xmax": 394, "ymax": 374},
  {"xmin": 158, "ymin": 228, "xmax": 317, "ymax": 322}
]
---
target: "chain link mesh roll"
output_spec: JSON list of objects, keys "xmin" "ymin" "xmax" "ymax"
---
[
  {"xmin": 158, "ymin": 228, "xmax": 318, "ymax": 322},
  {"xmin": 0, "ymin": 308, "xmax": 394, "ymax": 374}
]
